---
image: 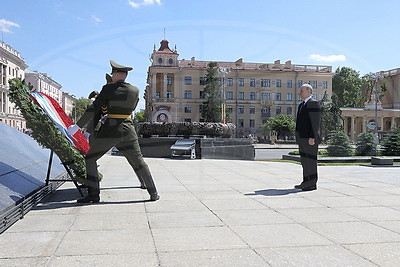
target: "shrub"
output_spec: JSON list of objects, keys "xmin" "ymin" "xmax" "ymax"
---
[
  {"xmin": 381, "ymin": 133, "xmax": 400, "ymax": 156},
  {"xmin": 326, "ymin": 130, "xmax": 354, "ymax": 156},
  {"xmin": 355, "ymin": 132, "xmax": 376, "ymax": 156}
]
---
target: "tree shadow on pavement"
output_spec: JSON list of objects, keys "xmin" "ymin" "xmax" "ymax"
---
[{"xmin": 245, "ymin": 188, "xmax": 300, "ymax": 196}]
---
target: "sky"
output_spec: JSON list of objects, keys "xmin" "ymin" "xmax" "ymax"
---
[{"xmin": 2, "ymin": 0, "xmax": 400, "ymax": 110}]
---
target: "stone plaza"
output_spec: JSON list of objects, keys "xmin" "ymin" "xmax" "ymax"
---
[{"xmin": 1, "ymin": 154, "xmax": 400, "ymax": 266}]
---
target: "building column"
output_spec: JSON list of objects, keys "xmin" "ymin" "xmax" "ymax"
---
[
  {"xmin": 350, "ymin": 116, "xmax": 355, "ymax": 140},
  {"xmin": 152, "ymin": 74, "xmax": 157, "ymax": 98},
  {"xmin": 391, "ymin": 117, "xmax": 395, "ymax": 130},
  {"xmin": 363, "ymin": 116, "xmax": 367, "ymax": 133},
  {"xmin": 163, "ymin": 73, "xmax": 167, "ymax": 99},
  {"xmin": 379, "ymin": 116, "xmax": 384, "ymax": 132},
  {"xmin": 343, "ymin": 116, "xmax": 348, "ymax": 135}
]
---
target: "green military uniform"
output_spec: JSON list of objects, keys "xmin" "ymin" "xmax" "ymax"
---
[{"xmin": 76, "ymin": 60, "xmax": 159, "ymax": 202}]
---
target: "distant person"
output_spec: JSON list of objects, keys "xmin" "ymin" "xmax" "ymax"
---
[
  {"xmin": 294, "ymin": 84, "xmax": 321, "ymax": 191},
  {"xmin": 68, "ymin": 60, "xmax": 159, "ymax": 203}
]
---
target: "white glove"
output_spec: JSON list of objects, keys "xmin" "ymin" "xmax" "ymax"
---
[
  {"xmin": 67, "ymin": 124, "xmax": 80, "ymax": 135},
  {"xmin": 83, "ymin": 131, "xmax": 90, "ymax": 141}
]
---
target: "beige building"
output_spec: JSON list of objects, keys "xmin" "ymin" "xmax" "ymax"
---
[
  {"xmin": 146, "ymin": 39, "xmax": 333, "ymax": 137},
  {"xmin": 0, "ymin": 41, "xmax": 28, "ymax": 131},
  {"xmin": 25, "ymin": 70, "xmax": 63, "ymax": 105},
  {"xmin": 341, "ymin": 68, "xmax": 400, "ymax": 140},
  {"xmin": 62, "ymin": 92, "xmax": 76, "ymax": 119}
]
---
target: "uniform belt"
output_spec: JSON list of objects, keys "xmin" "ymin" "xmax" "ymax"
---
[{"xmin": 107, "ymin": 114, "xmax": 132, "ymax": 119}]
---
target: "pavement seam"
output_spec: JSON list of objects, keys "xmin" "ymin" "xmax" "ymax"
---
[{"xmin": 143, "ymin": 190, "xmax": 162, "ymax": 267}]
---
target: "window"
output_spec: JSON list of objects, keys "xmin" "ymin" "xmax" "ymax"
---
[
  {"xmin": 227, "ymin": 78, "xmax": 233, "ymax": 86},
  {"xmin": 158, "ymin": 58, "xmax": 162, "ymax": 64},
  {"xmin": 184, "ymin": 76, "xmax": 192, "ymax": 85},
  {"xmin": 250, "ymin": 79, "xmax": 255, "ymax": 87},
  {"xmin": 184, "ymin": 90, "xmax": 192, "ymax": 99},
  {"xmin": 297, "ymin": 80, "xmax": 303, "ymax": 88},
  {"xmin": 226, "ymin": 105, "xmax": 233, "ymax": 113},
  {"xmin": 261, "ymin": 79, "xmax": 270, "ymax": 87},
  {"xmin": 166, "ymin": 91, "xmax": 172, "ymax": 98},
  {"xmin": 276, "ymin": 79, "xmax": 281, "ymax": 87},
  {"xmin": 287, "ymin": 107, "xmax": 292, "ymax": 115},
  {"xmin": 312, "ymin": 93, "xmax": 317, "ymax": 100},
  {"xmin": 200, "ymin": 91, "xmax": 205, "ymax": 99},
  {"xmin": 169, "ymin": 58, "xmax": 174, "ymax": 64},
  {"xmin": 261, "ymin": 92, "xmax": 271, "ymax": 100},
  {"xmin": 249, "ymin": 92, "xmax": 256, "ymax": 100},
  {"xmin": 322, "ymin": 81, "xmax": 328, "ymax": 89},
  {"xmin": 155, "ymin": 92, "xmax": 160, "ymax": 98},
  {"xmin": 287, "ymin": 93, "xmax": 293, "ymax": 101},
  {"xmin": 276, "ymin": 106, "xmax": 281, "ymax": 115},
  {"xmin": 199, "ymin": 77, "xmax": 206, "ymax": 85},
  {"xmin": 250, "ymin": 119, "xmax": 255, "ymax": 127},
  {"xmin": 239, "ymin": 78, "xmax": 244, "ymax": 86},
  {"xmin": 309, "ymin": 80, "xmax": 317, "ymax": 89},
  {"xmin": 238, "ymin": 92, "xmax": 245, "ymax": 100},
  {"xmin": 287, "ymin": 80, "xmax": 292, "ymax": 88},
  {"xmin": 249, "ymin": 106, "xmax": 255, "ymax": 114},
  {"xmin": 275, "ymin": 93, "xmax": 281, "ymax": 101},
  {"xmin": 297, "ymin": 93, "xmax": 301, "ymax": 101},
  {"xmin": 238, "ymin": 106, "xmax": 244, "ymax": 114},
  {"xmin": 238, "ymin": 119, "xmax": 244, "ymax": 127},
  {"xmin": 226, "ymin": 91, "xmax": 233, "ymax": 99},
  {"xmin": 218, "ymin": 78, "xmax": 223, "ymax": 86},
  {"xmin": 184, "ymin": 118, "xmax": 191, "ymax": 122},
  {"xmin": 261, "ymin": 107, "xmax": 270, "ymax": 117},
  {"xmin": 184, "ymin": 105, "xmax": 191, "ymax": 113}
]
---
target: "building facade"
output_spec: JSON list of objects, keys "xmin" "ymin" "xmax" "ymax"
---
[
  {"xmin": 25, "ymin": 71, "xmax": 63, "ymax": 105},
  {"xmin": 341, "ymin": 68, "xmax": 400, "ymax": 140},
  {"xmin": 0, "ymin": 41, "xmax": 28, "ymax": 131},
  {"xmin": 62, "ymin": 92, "xmax": 76, "ymax": 119},
  {"xmin": 146, "ymin": 39, "xmax": 333, "ymax": 137}
]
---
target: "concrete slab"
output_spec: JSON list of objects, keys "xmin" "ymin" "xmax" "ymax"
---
[{"xmin": 1, "ymin": 155, "xmax": 400, "ymax": 265}]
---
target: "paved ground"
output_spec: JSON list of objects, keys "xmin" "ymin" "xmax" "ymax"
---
[
  {"xmin": 255, "ymin": 148, "xmax": 294, "ymax": 160},
  {"xmin": 1, "ymin": 155, "xmax": 400, "ymax": 266}
]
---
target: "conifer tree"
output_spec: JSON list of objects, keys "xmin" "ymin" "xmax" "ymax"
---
[{"xmin": 200, "ymin": 62, "xmax": 222, "ymax": 122}]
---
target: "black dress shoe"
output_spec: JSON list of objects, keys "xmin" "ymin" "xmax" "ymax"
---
[
  {"xmin": 150, "ymin": 194, "xmax": 160, "ymax": 201},
  {"xmin": 302, "ymin": 186, "xmax": 317, "ymax": 191},
  {"xmin": 294, "ymin": 184, "xmax": 305, "ymax": 189},
  {"xmin": 77, "ymin": 195, "xmax": 100, "ymax": 203}
]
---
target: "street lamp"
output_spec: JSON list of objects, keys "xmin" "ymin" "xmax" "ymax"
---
[
  {"xmin": 218, "ymin": 67, "xmax": 230, "ymax": 123},
  {"xmin": 370, "ymin": 72, "xmax": 384, "ymax": 145}
]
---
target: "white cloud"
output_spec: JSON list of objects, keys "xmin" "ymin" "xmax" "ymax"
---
[
  {"xmin": 0, "ymin": 19, "xmax": 20, "ymax": 33},
  {"xmin": 128, "ymin": 0, "xmax": 161, "ymax": 8},
  {"xmin": 309, "ymin": 54, "xmax": 346, "ymax": 62},
  {"xmin": 91, "ymin": 15, "xmax": 103, "ymax": 23}
]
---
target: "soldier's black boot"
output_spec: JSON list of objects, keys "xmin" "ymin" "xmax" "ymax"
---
[
  {"xmin": 77, "ymin": 194, "xmax": 100, "ymax": 203},
  {"xmin": 144, "ymin": 175, "xmax": 159, "ymax": 201}
]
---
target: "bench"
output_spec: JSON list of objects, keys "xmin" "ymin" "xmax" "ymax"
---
[
  {"xmin": 170, "ymin": 140, "xmax": 196, "ymax": 159},
  {"xmin": 371, "ymin": 157, "xmax": 394, "ymax": 166}
]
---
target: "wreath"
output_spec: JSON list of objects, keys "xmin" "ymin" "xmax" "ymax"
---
[{"xmin": 8, "ymin": 78, "xmax": 87, "ymax": 183}]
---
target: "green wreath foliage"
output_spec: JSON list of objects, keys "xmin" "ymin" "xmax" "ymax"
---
[{"xmin": 8, "ymin": 78, "xmax": 86, "ymax": 183}]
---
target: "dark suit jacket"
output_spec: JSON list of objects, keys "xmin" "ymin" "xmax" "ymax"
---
[{"xmin": 295, "ymin": 99, "xmax": 321, "ymax": 143}]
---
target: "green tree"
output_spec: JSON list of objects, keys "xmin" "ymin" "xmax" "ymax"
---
[
  {"xmin": 319, "ymin": 91, "xmax": 343, "ymax": 142},
  {"xmin": 200, "ymin": 62, "xmax": 222, "ymax": 122},
  {"xmin": 134, "ymin": 110, "xmax": 146, "ymax": 122},
  {"xmin": 355, "ymin": 132, "xmax": 376, "ymax": 156},
  {"xmin": 261, "ymin": 114, "xmax": 295, "ymax": 139},
  {"xmin": 326, "ymin": 130, "xmax": 354, "ymax": 156},
  {"xmin": 332, "ymin": 67, "xmax": 364, "ymax": 107},
  {"xmin": 71, "ymin": 98, "xmax": 91, "ymax": 122},
  {"xmin": 381, "ymin": 133, "xmax": 400, "ymax": 156},
  {"xmin": 361, "ymin": 73, "xmax": 387, "ymax": 104}
]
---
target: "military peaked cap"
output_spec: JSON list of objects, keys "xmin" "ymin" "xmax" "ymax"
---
[{"xmin": 110, "ymin": 60, "xmax": 133, "ymax": 72}]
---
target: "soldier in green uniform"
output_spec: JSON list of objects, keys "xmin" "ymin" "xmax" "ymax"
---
[{"xmin": 68, "ymin": 60, "xmax": 159, "ymax": 203}]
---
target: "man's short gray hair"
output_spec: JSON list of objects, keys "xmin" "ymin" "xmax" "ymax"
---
[{"xmin": 301, "ymin": 83, "xmax": 313, "ymax": 93}]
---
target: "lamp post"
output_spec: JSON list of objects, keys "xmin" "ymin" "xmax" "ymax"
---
[
  {"xmin": 370, "ymin": 72, "xmax": 384, "ymax": 145},
  {"xmin": 218, "ymin": 67, "xmax": 230, "ymax": 123}
]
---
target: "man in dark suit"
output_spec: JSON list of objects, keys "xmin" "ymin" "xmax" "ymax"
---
[
  {"xmin": 295, "ymin": 84, "xmax": 321, "ymax": 191},
  {"xmin": 68, "ymin": 60, "xmax": 159, "ymax": 203}
]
